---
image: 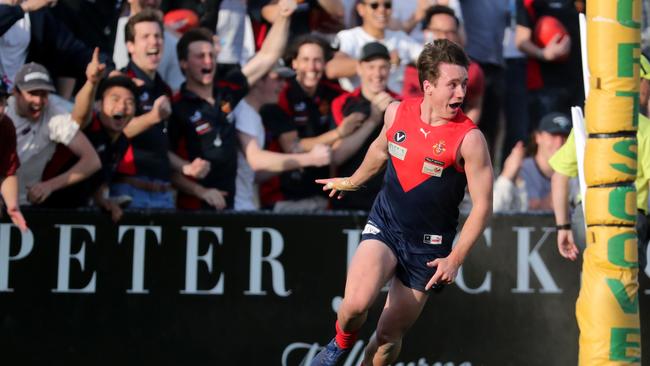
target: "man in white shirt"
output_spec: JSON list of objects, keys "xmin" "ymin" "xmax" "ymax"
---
[
  {"xmin": 234, "ymin": 64, "xmax": 331, "ymax": 210},
  {"xmin": 327, "ymin": 0, "xmax": 423, "ymax": 92},
  {"xmin": 6, "ymin": 62, "xmax": 100, "ymax": 205}
]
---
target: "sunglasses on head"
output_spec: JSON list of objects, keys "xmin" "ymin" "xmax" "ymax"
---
[{"xmin": 364, "ymin": 1, "xmax": 392, "ymax": 10}]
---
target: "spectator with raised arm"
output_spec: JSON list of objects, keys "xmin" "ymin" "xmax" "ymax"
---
[
  {"xmin": 6, "ymin": 62, "xmax": 101, "ymax": 206},
  {"xmin": 170, "ymin": 0, "xmax": 301, "ymax": 211},
  {"xmin": 235, "ymin": 63, "xmax": 331, "ymax": 210},
  {"xmin": 259, "ymin": 34, "xmax": 349, "ymax": 211}
]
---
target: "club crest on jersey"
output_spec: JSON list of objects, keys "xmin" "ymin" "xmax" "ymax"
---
[
  {"xmin": 432, "ymin": 140, "xmax": 446, "ymax": 155},
  {"xmin": 394, "ymin": 130, "xmax": 407, "ymax": 143}
]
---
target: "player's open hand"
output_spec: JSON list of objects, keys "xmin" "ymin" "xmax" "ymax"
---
[
  {"xmin": 315, "ymin": 177, "xmax": 359, "ymax": 199},
  {"xmin": 425, "ymin": 256, "xmax": 460, "ymax": 290}
]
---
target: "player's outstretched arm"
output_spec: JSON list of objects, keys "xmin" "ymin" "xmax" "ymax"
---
[
  {"xmin": 426, "ymin": 129, "xmax": 493, "ymax": 290},
  {"xmin": 316, "ymin": 101, "xmax": 399, "ymax": 198}
]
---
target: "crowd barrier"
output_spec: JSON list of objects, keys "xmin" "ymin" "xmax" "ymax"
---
[{"xmin": 1, "ymin": 209, "xmax": 648, "ymax": 365}]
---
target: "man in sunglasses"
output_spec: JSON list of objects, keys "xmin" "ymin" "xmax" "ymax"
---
[{"xmin": 327, "ymin": 0, "xmax": 422, "ymax": 93}]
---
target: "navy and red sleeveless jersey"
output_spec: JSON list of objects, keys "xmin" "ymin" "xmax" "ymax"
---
[{"xmin": 372, "ymin": 97, "xmax": 476, "ymax": 250}]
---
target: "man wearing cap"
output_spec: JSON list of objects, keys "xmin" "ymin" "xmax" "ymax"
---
[
  {"xmin": 550, "ymin": 52, "xmax": 650, "ymax": 272},
  {"xmin": 6, "ymin": 62, "xmax": 100, "ymax": 206},
  {"xmin": 328, "ymin": 41, "xmax": 399, "ymax": 210},
  {"xmin": 169, "ymin": 1, "xmax": 303, "ymax": 211},
  {"xmin": 493, "ymin": 111, "xmax": 571, "ymax": 212},
  {"xmin": 0, "ymin": 77, "xmax": 27, "ymax": 231},
  {"xmin": 233, "ymin": 62, "xmax": 332, "ymax": 210}
]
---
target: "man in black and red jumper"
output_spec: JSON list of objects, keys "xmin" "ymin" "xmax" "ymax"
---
[
  {"xmin": 169, "ymin": 0, "xmax": 296, "ymax": 210},
  {"xmin": 260, "ymin": 34, "xmax": 360, "ymax": 211}
]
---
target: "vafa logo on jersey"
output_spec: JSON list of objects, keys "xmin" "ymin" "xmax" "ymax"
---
[{"xmin": 394, "ymin": 130, "xmax": 406, "ymax": 143}]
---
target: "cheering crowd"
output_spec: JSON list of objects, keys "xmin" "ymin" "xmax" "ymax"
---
[{"xmin": 0, "ymin": 0, "xmax": 649, "ymax": 228}]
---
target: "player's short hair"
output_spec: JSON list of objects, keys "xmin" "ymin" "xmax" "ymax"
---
[
  {"xmin": 125, "ymin": 9, "xmax": 164, "ymax": 44},
  {"xmin": 176, "ymin": 27, "xmax": 214, "ymax": 63},
  {"xmin": 416, "ymin": 39, "xmax": 469, "ymax": 89},
  {"xmin": 284, "ymin": 34, "xmax": 334, "ymax": 65}
]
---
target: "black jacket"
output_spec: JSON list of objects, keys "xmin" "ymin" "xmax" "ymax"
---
[{"xmin": 0, "ymin": 4, "xmax": 110, "ymax": 81}]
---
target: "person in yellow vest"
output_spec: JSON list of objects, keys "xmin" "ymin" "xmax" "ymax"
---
[{"xmin": 549, "ymin": 52, "xmax": 650, "ymax": 272}]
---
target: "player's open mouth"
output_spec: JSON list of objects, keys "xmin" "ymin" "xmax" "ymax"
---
[
  {"xmin": 112, "ymin": 112, "xmax": 124, "ymax": 120},
  {"xmin": 201, "ymin": 68, "xmax": 213, "ymax": 75},
  {"xmin": 146, "ymin": 48, "xmax": 160, "ymax": 56},
  {"xmin": 449, "ymin": 102, "xmax": 462, "ymax": 109}
]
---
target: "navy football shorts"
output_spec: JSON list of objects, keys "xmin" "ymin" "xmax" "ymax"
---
[{"xmin": 360, "ymin": 214, "xmax": 450, "ymax": 293}]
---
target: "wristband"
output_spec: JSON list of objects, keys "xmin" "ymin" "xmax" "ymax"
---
[
  {"xmin": 326, "ymin": 178, "xmax": 360, "ymax": 191},
  {"xmin": 555, "ymin": 223, "xmax": 571, "ymax": 230}
]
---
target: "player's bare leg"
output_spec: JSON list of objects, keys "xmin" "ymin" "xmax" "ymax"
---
[
  {"xmin": 311, "ymin": 239, "xmax": 397, "ymax": 366},
  {"xmin": 337, "ymin": 239, "xmax": 397, "ymax": 331},
  {"xmin": 362, "ymin": 278, "xmax": 428, "ymax": 366}
]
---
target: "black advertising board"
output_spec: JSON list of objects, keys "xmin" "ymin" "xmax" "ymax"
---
[{"xmin": 1, "ymin": 210, "xmax": 648, "ymax": 365}]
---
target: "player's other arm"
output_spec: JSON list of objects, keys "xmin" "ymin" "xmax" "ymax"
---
[
  {"xmin": 451, "ymin": 129, "xmax": 493, "ymax": 262},
  {"xmin": 317, "ymin": 101, "xmax": 398, "ymax": 196},
  {"xmin": 426, "ymin": 129, "xmax": 493, "ymax": 289}
]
